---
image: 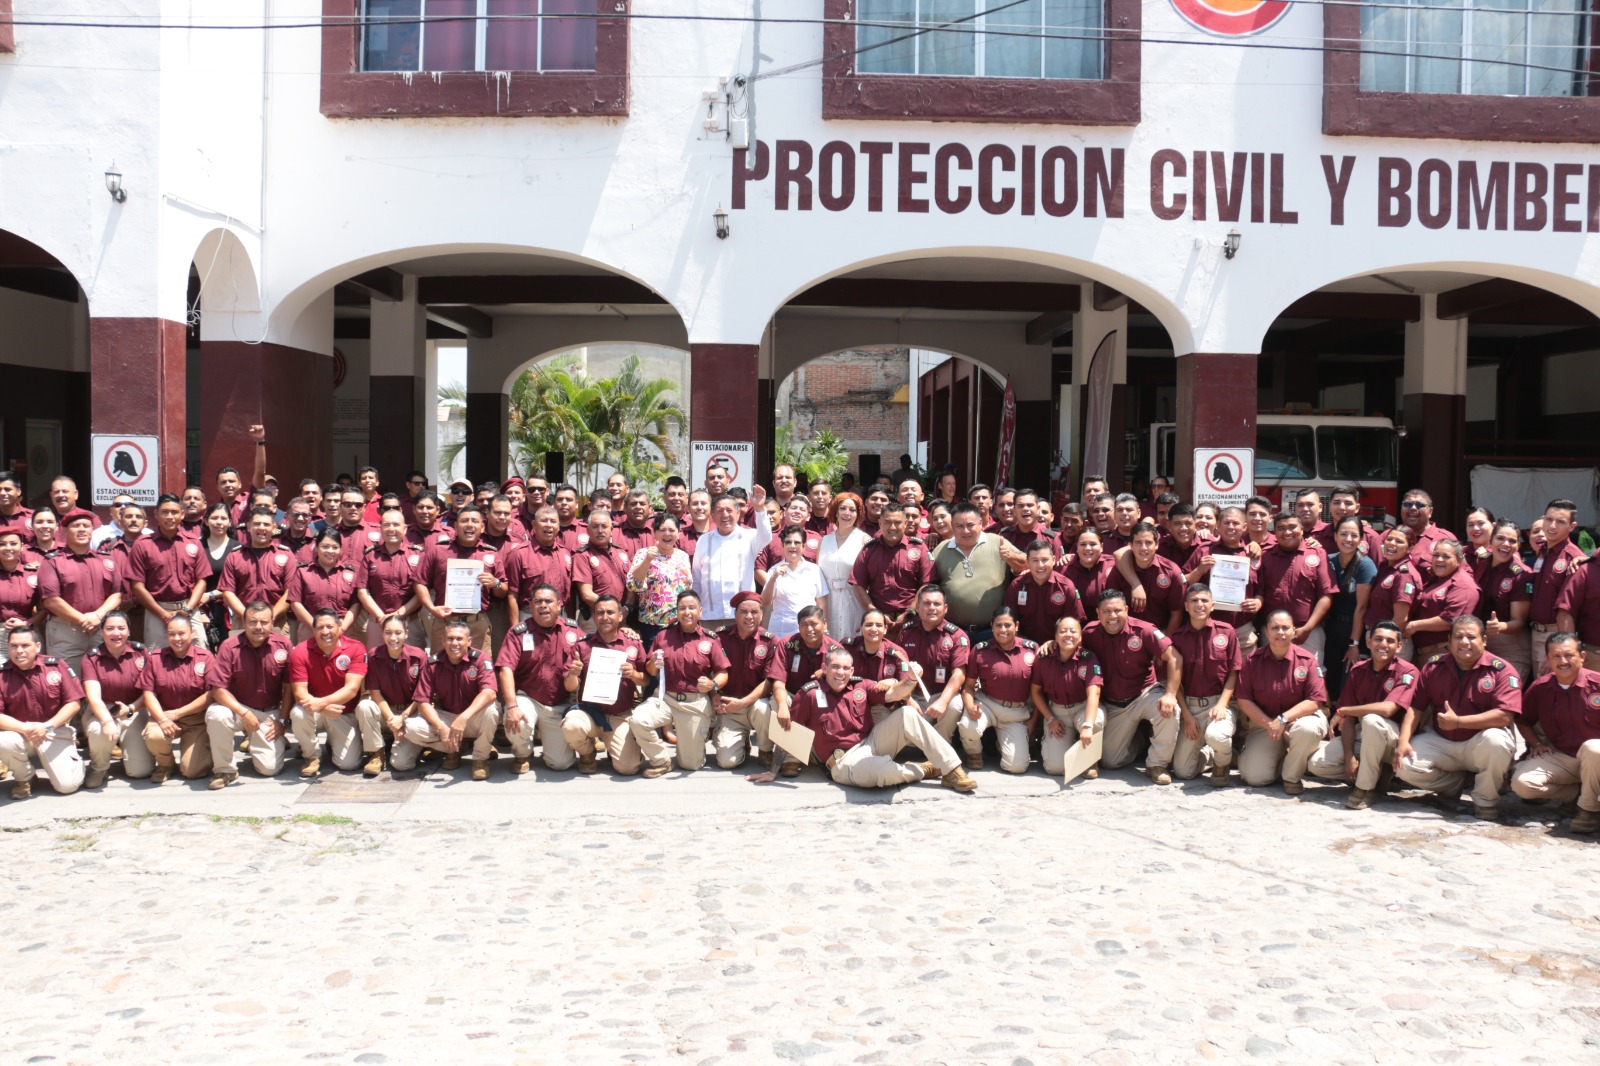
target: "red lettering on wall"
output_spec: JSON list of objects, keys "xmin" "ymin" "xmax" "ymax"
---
[
  {"xmin": 775, "ymin": 140, "xmax": 814, "ymax": 211},
  {"xmin": 817, "ymin": 141, "xmax": 856, "ymax": 211},
  {"xmin": 898, "ymin": 143, "xmax": 930, "ymax": 213},
  {"xmin": 1041, "ymin": 147, "xmax": 1078, "ymax": 218},
  {"xmin": 978, "ymin": 145, "xmax": 1016, "ymax": 215},
  {"xmin": 1151, "ymin": 149, "xmax": 1186, "ymax": 221},
  {"xmin": 1021, "ymin": 146, "xmax": 1036, "ymax": 216},
  {"xmin": 1211, "ymin": 152, "xmax": 1247, "ymax": 223},
  {"xmin": 1514, "ymin": 162, "xmax": 1549, "ymax": 231},
  {"xmin": 1268, "ymin": 154, "xmax": 1297, "ymax": 224},
  {"xmin": 1416, "ymin": 158, "xmax": 1451, "ymax": 230},
  {"xmin": 732, "ymin": 142, "xmax": 770, "ymax": 210},
  {"xmin": 1553, "ymin": 162, "xmax": 1582, "ymax": 233},
  {"xmin": 1320, "ymin": 155, "xmax": 1354, "ymax": 226},
  {"xmin": 1085, "ymin": 148, "xmax": 1123, "ymax": 218},
  {"xmin": 1377, "ymin": 157, "xmax": 1411, "ymax": 228},
  {"xmin": 1192, "ymin": 151, "xmax": 1208, "ymax": 221},
  {"xmin": 1459, "ymin": 161, "xmax": 1508, "ymax": 231},
  {"xmin": 860, "ymin": 142, "xmax": 893, "ymax": 213},
  {"xmin": 934, "ymin": 143, "xmax": 973, "ymax": 214},
  {"xmin": 1249, "ymin": 152, "xmax": 1265, "ymax": 224}
]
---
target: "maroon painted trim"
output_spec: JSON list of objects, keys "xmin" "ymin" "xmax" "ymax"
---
[
  {"xmin": 690, "ymin": 345, "xmax": 758, "ymax": 444},
  {"xmin": 90, "ymin": 319, "xmax": 188, "ymax": 493},
  {"xmin": 1324, "ymin": 1, "xmax": 1600, "ymax": 143},
  {"xmin": 202, "ymin": 343, "xmax": 334, "ymax": 496},
  {"xmin": 320, "ymin": 0, "xmax": 628, "ymax": 119},
  {"xmin": 0, "ymin": 0, "xmax": 14, "ymax": 54},
  {"xmin": 1174, "ymin": 353, "xmax": 1257, "ymax": 501},
  {"xmin": 821, "ymin": 0, "xmax": 1140, "ymax": 125}
]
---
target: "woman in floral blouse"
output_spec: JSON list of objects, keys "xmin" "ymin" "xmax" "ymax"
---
[{"xmin": 627, "ymin": 514, "xmax": 693, "ymax": 647}]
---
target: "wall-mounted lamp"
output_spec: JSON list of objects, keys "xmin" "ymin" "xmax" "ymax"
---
[
  {"xmin": 104, "ymin": 163, "xmax": 127, "ymax": 203},
  {"xmin": 713, "ymin": 205, "xmax": 729, "ymax": 240},
  {"xmin": 1223, "ymin": 229, "xmax": 1240, "ymax": 260}
]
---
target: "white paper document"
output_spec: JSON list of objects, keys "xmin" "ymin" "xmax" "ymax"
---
[
  {"xmin": 1062, "ymin": 730, "xmax": 1103, "ymax": 785},
  {"xmin": 581, "ymin": 647, "xmax": 628, "ymax": 705},
  {"xmin": 444, "ymin": 559, "xmax": 485, "ymax": 612},
  {"xmin": 1208, "ymin": 554, "xmax": 1252, "ymax": 611}
]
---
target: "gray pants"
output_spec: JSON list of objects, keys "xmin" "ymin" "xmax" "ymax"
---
[
  {"xmin": 391, "ymin": 705, "xmax": 501, "ymax": 771},
  {"xmin": 145, "ymin": 602, "xmax": 208, "ymax": 651},
  {"xmin": 1102, "ymin": 685, "xmax": 1178, "ymax": 771},
  {"xmin": 44, "ymin": 615, "xmax": 94, "ymax": 676},
  {"xmin": 1309, "ymin": 714, "xmax": 1399, "ymax": 791},
  {"xmin": 1240, "ymin": 712, "xmax": 1327, "ymax": 787},
  {"xmin": 630, "ymin": 692, "xmax": 712, "ymax": 770},
  {"xmin": 957, "ymin": 693, "xmax": 1032, "ymax": 774},
  {"xmin": 204, "ymin": 703, "xmax": 287, "ymax": 777},
  {"xmin": 0, "ymin": 727, "xmax": 85, "ymax": 793},
  {"xmin": 718, "ymin": 697, "xmax": 772, "ymax": 769},
  {"xmin": 1172, "ymin": 694, "xmax": 1237, "ymax": 779},
  {"xmin": 1040, "ymin": 701, "xmax": 1103, "ymax": 777},
  {"xmin": 510, "ymin": 694, "xmax": 594, "ymax": 770},
  {"xmin": 828, "ymin": 706, "xmax": 961, "ymax": 788},
  {"xmin": 1397, "ymin": 728, "xmax": 1516, "ymax": 809},
  {"xmin": 290, "ymin": 701, "xmax": 384, "ymax": 770}
]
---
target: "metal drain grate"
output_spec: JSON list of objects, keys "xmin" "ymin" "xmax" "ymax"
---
[{"xmin": 296, "ymin": 773, "xmax": 420, "ymax": 804}]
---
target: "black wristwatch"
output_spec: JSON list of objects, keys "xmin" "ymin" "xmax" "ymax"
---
[{"xmin": 256, "ymin": 440, "xmax": 267, "ymax": 447}]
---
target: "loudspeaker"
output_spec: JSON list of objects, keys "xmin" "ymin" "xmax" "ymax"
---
[
  {"xmin": 858, "ymin": 454, "xmax": 881, "ymax": 486},
  {"xmin": 544, "ymin": 452, "xmax": 565, "ymax": 483}
]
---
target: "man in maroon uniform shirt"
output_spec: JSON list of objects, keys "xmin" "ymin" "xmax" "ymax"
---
[
  {"xmin": 567, "ymin": 596, "xmax": 649, "ymax": 774},
  {"xmin": 714, "ymin": 591, "xmax": 783, "ymax": 769},
  {"xmin": 38, "ymin": 509, "xmax": 121, "ymax": 672},
  {"xmin": 1511, "ymin": 632, "xmax": 1600, "ymax": 832},
  {"xmin": 204, "ymin": 600, "xmax": 295, "ymax": 787},
  {"xmin": 1257, "ymin": 512, "xmax": 1337, "ymax": 664},
  {"xmin": 0, "ymin": 627, "xmax": 86, "ymax": 797},
  {"xmin": 1308, "ymin": 621, "xmax": 1418, "ymax": 809},
  {"xmin": 219, "ymin": 508, "xmax": 295, "ymax": 632},
  {"xmin": 495, "ymin": 584, "xmax": 583, "ymax": 774},
  {"xmin": 1081, "ymin": 589, "xmax": 1182, "ymax": 784},
  {"xmin": 127, "ymin": 495, "xmax": 208, "ymax": 650},
  {"xmin": 392, "ymin": 618, "xmax": 500, "ymax": 778},
  {"xmin": 1396, "ymin": 615, "xmax": 1520, "ymax": 820},
  {"xmin": 848, "ymin": 504, "xmax": 933, "ymax": 634}
]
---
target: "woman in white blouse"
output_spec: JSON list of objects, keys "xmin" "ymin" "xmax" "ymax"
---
[
  {"xmin": 761, "ymin": 524, "xmax": 829, "ymax": 637},
  {"xmin": 817, "ymin": 491, "xmax": 871, "ymax": 639}
]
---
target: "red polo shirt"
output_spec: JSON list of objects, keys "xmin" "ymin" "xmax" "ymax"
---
[
  {"xmin": 127, "ymin": 533, "xmax": 208, "ymax": 602},
  {"xmin": 274, "ymin": 532, "xmax": 319, "ymax": 566},
  {"xmin": 209, "ymin": 632, "xmax": 294, "ymax": 709},
  {"xmin": 332, "ymin": 524, "xmax": 384, "ymax": 570},
  {"xmin": 138, "ymin": 647, "xmax": 216, "ymax": 710},
  {"xmin": 0, "ymin": 658, "xmax": 84, "ymax": 722},
  {"xmin": 1004, "ymin": 570, "xmax": 1084, "ymax": 644},
  {"xmin": 611, "ymin": 522, "xmax": 656, "ymax": 561},
  {"xmin": 81, "ymin": 643, "xmax": 146, "ymax": 706},
  {"xmin": 1190, "ymin": 541, "xmax": 1261, "ymax": 630},
  {"xmin": 568, "ymin": 630, "xmax": 646, "ymax": 717},
  {"xmin": 218, "ymin": 544, "xmax": 296, "ymax": 606},
  {"xmin": 494, "ymin": 620, "xmax": 582, "ymax": 704},
  {"xmin": 897, "ymin": 622, "xmax": 970, "ymax": 689},
  {"xmin": 414, "ymin": 648, "xmax": 495, "ymax": 714},
  {"xmin": 1257, "ymin": 543, "xmax": 1338, "ymax": 626},
  {"xmin": 1521, "ymin": 669, "xmax": 1600, "ymax": 757},
  {"xmin": 1408, "ymin": 568, "xmax": 1483, "ymax": 654},
  {"xmin": 845, "ymin": 636, "xmax": 912, "ymax": 685},
  {"xmin": 790, "ymin": 677, "xmax": 888, "ymax": 764},
  {"xmin": 556, "ymin": 521, "xmax": 590, "ymax": 553},
  {"xmin": 651, "ymin": 625, "xmax": 732, "ymax": 694},
  {"xmin": 572, "ymin": 543, "xmax": 632, "ymax": 601},
  {"xmin": 718, "ymin": 626, "xmax": 784, "ymax": 699},
  {"xmin": 287, "ymin": 636, "xmax": 369, "ymax": 700},
  {"xmin": 1414, "ymin": 651, "xmax": 1522, "ymax": 742},
  {"xmin": 1237, "ymin": 644, "xmax": 1327, "ymax": 718},
  {"xmin": 1338, "ymin": 655, "xmax": 1419, "ymax": 714},
  {"xmin": 1000, "ymin": 524, "xmax": 1059, "ymax": 556},
  {"xmin": 1405, "ymin": 523, "xmax": 1460, "ymax": 574},
  {"xmin": 1081, "ymin": 618, "xmax": 1171, "ymax": 704},
  {"xmin": 1109, "ymin": 555, "xmax": 1188, "ymax": 628},
  {"xmin": 758, "ymin": 530, "xmax": 822, "ymax": 572},
  {"xmin": 1031, "ymin": 648, "xmax": 1103, "ymax": 706},
  {"xmin": 1168, "ymin": 619, "xmax": 1242, "ymax": 699},
  {"xmin": 0, "ymin": 507, "xmax": 34, "ymax": 544},
  {"xmin": 502, "ymin": 540, "xmax": 572, "ymax": 608},
  {"xmin": 1477, "ymin": 559, "xmax": 1533, "ymax": 624},
  {"xmin": 403, "ymin": 524, "xmax": 455, "ymax": 553},
  {"xmin": 849, "ymin": 536, "xmax": 934, "ymax": 613},
  {"xmin": 970, "ymin": 639, "xmax": 1038, "ymax": 703},
  {"xmin": 366, "ymin": 644, "xmax": 428, "ymax": 708}
]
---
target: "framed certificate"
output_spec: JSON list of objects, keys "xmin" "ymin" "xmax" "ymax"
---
[{"xmin": 444, "ymin": 559, "xmax": 485, "ymax": 612}]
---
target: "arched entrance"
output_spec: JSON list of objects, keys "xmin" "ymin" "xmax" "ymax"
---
[{"xmin": 0, "ymin": 229, "xmax": 90, "ymax": 503}]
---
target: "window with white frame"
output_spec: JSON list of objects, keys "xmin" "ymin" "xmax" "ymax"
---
[
  {"xmin": 361, "ymin": 0, "xmax": 598, "ymax": 73},
  {"xmin": 1359, "ymin": 0, "xmax": 1592, "ymax": 96},
  {"xmin": 856, "ymin": 0, "xmax": 1106, "ymax": 79}
]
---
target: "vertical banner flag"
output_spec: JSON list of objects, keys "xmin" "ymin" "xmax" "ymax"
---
[
  {"xmin": 1081, "ymin": 332, "xmax": 1117, "ymax": 485},
  {"xmin": 995, "ymin": 378, "xmax": 1017, "ymax": 486}
]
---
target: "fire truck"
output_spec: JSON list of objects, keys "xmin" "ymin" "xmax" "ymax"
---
[{"xmin": 1145, "ymin": 413, "xmax": 1401, "ymax": 525}]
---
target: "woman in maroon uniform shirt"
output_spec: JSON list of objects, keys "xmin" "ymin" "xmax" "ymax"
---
[
  {"xmin": 0, "ymin": 529, "xmax": 40, "ymax": 632},
  {"xmin": 1058, "ymin": 528, "xmax": 1117, "ymax": 610},
  {"xmin": 286, "ymin": 532, "xmax": 362, "ymax": 642}
]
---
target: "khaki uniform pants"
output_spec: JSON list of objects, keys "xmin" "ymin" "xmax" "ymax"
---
[
  {"xmin": 1173, "ymin": 694, "xmax": 1237, "ymax": 779},
  {"xmin": 957, "ymin": 693, "xmax": 1032, "ymax": 774},
  {"xmin": 607, "ymin": 713, "xmax": 644, "ymax": 775},
  {"xmin": 77, "ymin": 709, "xmax": 118, "ymax": 773},
  {"xmin": 1511, "ymin": 739, "xmax": 1600, "ymax": 812},
  {"xmin": 1396, "ymin": 727, "xmax": 1515, "ymax": 809},
  {"xmin": 1239, "ymin": 711, "xmax": 1328, "ymax": 787},
  {"xmin": 630, "ymin": 692, "xmax": 712, "ymax": 771},
  {"xmin": 1102, "ymin": 685, "xmax": 1178, "ymax": 771},
  {"xmin": 510, "ymin": 694, "xmax": 595, "ymax": 771},
  {"xmin": 141, "ymin": 716, "xmax": 213, "ymax": 778},
  {"xmin": 43, "ymin": 615, "xmax": 94, "ymax": 676},
  {"xmin": 828, "ymin": 706, "xmax": 961, "ymax": 788},
  {"xmin": 145, "ymin": 603, "xmax": 208, "ymax": 651},
  {"xmin": 204, "ymin": 703, "xmax": 287, "ymax": 777},
  {"xmin": 717, "ymin": 696, "xmax": 771, "ymax": 769},
  {"xmin": 118, "ymin": 711, "xmax": 155, "ymax": 778},
  {"xmin": 1040, "ymin": 701, "xmax": 1103, "ymax": 777},
  {"xmin": 391, "ymin": 706, "xmax": 501, "ymax": 771},
  {"xmin": 1309, "ymin": 713, "xmax": 1399, "ymax": 791},
  {"xmin": 0, "ymin": 728, "xmax": 84, "ymax": 793},
  {"xmin": 289, "ymin": 702, "xmax": 383, "ymax": 770},
  {"xmin": 423, "ymin": 611, "xmax": 491, "ymax": 656}
]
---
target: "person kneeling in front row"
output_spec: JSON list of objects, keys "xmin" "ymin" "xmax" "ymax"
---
[
  {"xmin": 750, "ymin": 645, "xmax": 976, "ymax": 792},
  {"xmin": 391, "ymin": 618, "xmax": 500, "ymax": 779},
  {"xmin": 1236, "ymin": 609, "xmax": 1329, "ymax": 794}
]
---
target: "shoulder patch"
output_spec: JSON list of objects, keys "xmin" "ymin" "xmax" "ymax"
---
[{"xmin": 511, "ymin": 623, "xmax": 528, "ymax": 636}]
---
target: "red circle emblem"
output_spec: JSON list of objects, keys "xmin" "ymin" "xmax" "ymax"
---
[
  {"xmin": 1500, "ymin": 578, "xmax": 1513, "ymax": 593},
  {"xmin": 273, "ymin": 648, "xmax": 287, "ymax": 663},
  {"xmin": 1051, "ymin": 591, "xmax": 1066, "ymax": 605},
  {"xmin": 1156, "ymin": 574, "xmax": 1171, "ymax": 588},
  {"xmin": 754, "ymin": 644, "xmax": 768, "ymax": 658},
  {"xmin": 1588, "ymin": 692, "xmax": 1600, "ymax": 708},
  {"xmin": 1127, "ymin": 635, "xmax": 1143, "ymax": 651},
  {"xmin": 698, "ymin": 639, "xmax": 712, "ymax": 653},
  {"xmin": 1384, "ymin": 678, "xmax": 1396, "ymax": 691},
  {"xmin": 1479, "ymin": 675, "xmax": 1495, "ymax": 692},
  {"xmin": 1294, "ymin": 666, "xmax": 1308, "ymax": 681},
  {"xmin": 1169, "ymin": 0, "xmax": 1290, "ymax": 37},
  {"xmin": 1213, "ymin": 634, "xmax": 1228, "ymax": 648}
]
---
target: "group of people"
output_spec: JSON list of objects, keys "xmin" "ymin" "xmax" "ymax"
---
[{"xmin": 0, "ymin": 439, "xmax": 1594, "ymax": 836}]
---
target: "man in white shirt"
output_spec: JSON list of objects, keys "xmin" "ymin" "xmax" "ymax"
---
[
  {"xmin": 91, "ymin": 496, "xmax": 148, "ymax": 551},
  {"xmin": 692, "ymin": 486, "xmax": 770, "ymax": 628}
]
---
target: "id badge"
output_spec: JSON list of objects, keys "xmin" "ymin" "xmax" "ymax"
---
[
  {"xmin": 521, "ymin": 633, "xmax": 535, "ymax": 651},
  {"xmin": 935, "ymin": 667, "xmax": 946, "ymax": 684},
  {"xmin": 1017, "ymin": 589, "xmax": 1028, "ymax": 605},
  {"xmin": 814, "ymin": 689, "xmax": 827, "ymax": 707},
  {"xmin": 792, "ymin": 654, "xmax": 801, "ymax": 672}
]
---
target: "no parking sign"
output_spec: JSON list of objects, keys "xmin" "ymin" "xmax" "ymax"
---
[
  {"xmin": 92, "ymin": 434, "xmax": 160, "ymax": 505},
  {"xmin": 1193, "ymin": 447, "xmax": 1253, "ymax": 508},
  {"xmin": 690, "ymin": 441, "xmax": 754, "ymax": 491}
]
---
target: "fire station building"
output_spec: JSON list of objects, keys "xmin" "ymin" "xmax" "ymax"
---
[{"xmin": 2, "ymin": 0, "xmax": 1599, "ymax": 521}]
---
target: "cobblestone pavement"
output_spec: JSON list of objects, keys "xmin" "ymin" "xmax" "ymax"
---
[{"xmin": 4, "ymin": 767, "xmax": 1600, "ymax": 1064}]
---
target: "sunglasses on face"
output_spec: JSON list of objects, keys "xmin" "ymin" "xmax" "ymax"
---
[{"xmin": 1401, "ymin": 501, "xmax": 1428, "ymax": 510}]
